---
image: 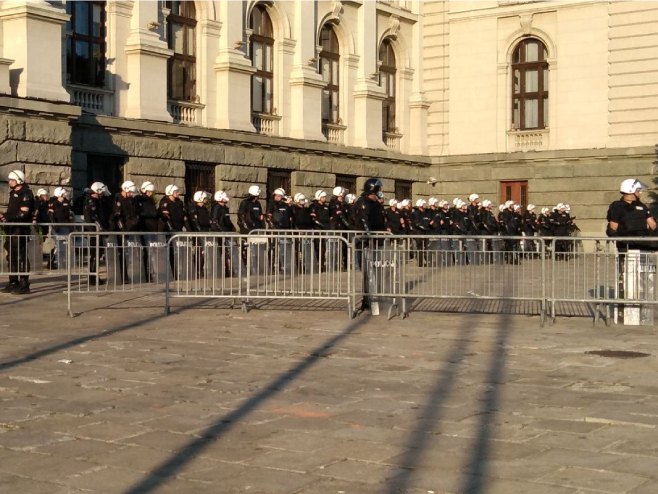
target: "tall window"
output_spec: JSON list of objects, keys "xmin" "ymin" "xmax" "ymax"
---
[
  {"xmin": 250, "ymin": 5, "xmax": 274, "ymax": 115},
  {"xmin": 380, "ymin": 39, "xmax": 396, "ymax": 134},
  {"xmin": 185, "ymin": 162, "xmax": 215, "ymax": 205},
  {"xmin": 66, "ymin": 1, "xmax": 107, "ymax": 87},
  {"xmin": 511, "ymin": 38, "xmax": 548, "ymax": 130},
  {"xmin": 319, "ymin": 25, "xmax": 340, "ymax": 125},
  {"xmin": 167, "ymin": 1, "xmax": 197, "ymax": 102}
]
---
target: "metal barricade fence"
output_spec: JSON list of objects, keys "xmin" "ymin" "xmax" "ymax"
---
[
  {"xmin": 0, "ymin": 222, "xmax": 98, "ymax": 278},
  {"xmin": 351, "ymin": 235, "xmax": 547, "ymax": 322},
  {"xmin": 67, "ymin": 231, "xmax": 172, "ymax": 316},
  {"xmin": 164, "ymin": 232, "xmax": 353, "ymax": 315},
  {"xmin": 547, "ymin": 236, "xmax": 658, "ymax": 326}
]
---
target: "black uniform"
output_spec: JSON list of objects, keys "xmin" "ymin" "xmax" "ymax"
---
[
  {"xmin": 210, "ymin": 203, "xmax": 236, "ymax": 232},
  {"xmin": 292, "ymin": 204, "xmax": 314, "ymax": 230},
  {"xmin": 112, "ymin": 194, "xmax": 140, "ymax": 232},
  {"xmin": 48, "ymin": 197, "xmax": 73, "ymax": 224},
  {"xmin": 136, "ymin": 194, "xmax": 161, "ymax": 232},
  {"xmin": 385, "ymin": 207, "xmax": 405, "ymax": 235},
  {"xmin": 355, "ymin": 195, "xmax": 386, "ymax": 232},
  {"xmin": 190, "ymin": 204, "xmax": 211, "ymax": 232},
  {"xmin": 267, "ymin": 199, "xmax": 294, "ymax": 229},
  {"xmin": 607, "ymin": 199, "xmax": 656, "ymax": 251},
  {"xmin": 310, "ymin": 200, "xmax": 331, "ymax": 230},
  {"xmin": 83, "ymin": 195, "xmax": 107, "ymax": 283},
  {"xmin": 237, "ymin": 196, "xmax": 264, "ymax": 233},
  {"xmin": 2, "ymin": 185, "xmax": 35, "ymax": 288},
  {"xmin": 329, "ymin": 198, "xmax": 350, "ymax": 230},
  {"xmin": 158, "ymin": 196, "xmax": 188, "ymax": 232}
]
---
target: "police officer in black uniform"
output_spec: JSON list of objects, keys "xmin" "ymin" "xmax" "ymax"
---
[
  {"xmin": 32, "ymin": 188, "xmax": 50, "ymax": 237},
  {"xmin": 211, "ymin": 191, "xmax": 236, "ymax": 232},
  {"xmin": 83, "ymin": 181, "xmax": 111, "ymax": 285},
  {"xmin": 607, "ymin": 178, "xmax": 657, "ymax": 249},
  {"xmin": 237, "ymin": 185, "xmax": 264, "ymax": 233},
  {"xmin": 1, "ymin": 170, "xmax": 35, "ymax": 294},
  {"xmin": 159, "ymin": 184, "xmax": 189, "ymax": 233},
  {"xmin": 267, "ymin": 188, "xmax": 294, "ymax": 230}
]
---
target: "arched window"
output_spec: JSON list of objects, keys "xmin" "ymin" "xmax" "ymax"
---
[
  {"xmin": 379, "ymin": 39, "xmax": 396, "ymax": 134},
  {"xmin": 250, "ymin": 5, "xmax": 274, "ymax": 115},
  {"xmin": 65, "ymin": 1, "xmax": 106, "ymax": 87},
  {"xmin": 166, "ymin": 1, "xmax": 197, "ymax": 102},
  {"xmin": 511, "ymin": 38, "xmax": 548, "ymax": 130},
  {"xmin": 319, "ymin": 25, "xmax": 340, "ymax": 126}
]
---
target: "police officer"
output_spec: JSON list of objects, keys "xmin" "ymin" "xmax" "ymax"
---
[
  {"xmin": 237, "ymin": 185, "xmax": 264, "ymax": 233},
  {"xmin": 292, "ymin": 193, "xmax": 314, "ymax": 230},
  {"xmin": 385, "ymin": 199, "xmax": 405, "ymax": 235},
  {"xmin": 211, "ymin": 191, "xmax": 236, "ymax": 232},
  {"xmin": 112, "ymin": 181, "xmax": 139, "ymax": 232},
  {"xmin": 48, "ymin": 186, "xmax": 73, "ymax": 269},
  {"xmin": 83, "ymin": 181, "xmax": 110, "ymax": 285},
  {"xmin": 310, "ymin": 190, "xmax": 331, "ymax": 230},
  {"xmin": 607, "ymin": 179, "xmax": 657, "ymax": 249},
  {"xmin": 136, "ymin": 181, "xmax": 160, "ymax": 233},
  {"xmin": 33, "ymin": 188, "xmax": 50, "ymax": 237},
  {"xmin": 267, "ymin": 188, "xmax": 293, "ymax": 230},
  {"xmin": 0, "ymin": 170, "xmax": 35, "ymax": 294},
  {"xmin": 329, "ymin": 187, "xmax": 350, "ymax": 230},
  {"xmin": 190, "ymin": 191, "xmax": 211, "ymax": 232},
  {"xmin": 159, "ymin": 184, "xmax": 189, "ymax": 232}
]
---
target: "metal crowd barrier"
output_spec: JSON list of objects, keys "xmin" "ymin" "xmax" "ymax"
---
[
  {"xmin": 0, "ymin": 222, "xmax": 98, "ymax": 278},
  {"xmin": 164, "ymin": 232, "xmax": 353, "ymax": 315},
  {"xmin": 351, "ymin": 235, "xmax": 547, "ymax": 322},
  {"xmin": 61, "ymin": 230, "xmax": 657, "ymax": 326},
  {"xmin": 547, "ymin": 236, "xmax": 658, "ymax": 326}
]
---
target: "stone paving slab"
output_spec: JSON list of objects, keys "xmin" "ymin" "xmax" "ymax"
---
[{"xmin": 1, "ymin": 286, "xmax": 658, "ymax": 493}]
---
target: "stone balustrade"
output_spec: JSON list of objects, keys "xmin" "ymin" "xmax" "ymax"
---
[
  {"xmin": 67, "ymin": 84, "xmax": 114, "ymax": 116},
  {"xmin": 167, "ymin": 100, "xmax": 205, "ymax": 125}
]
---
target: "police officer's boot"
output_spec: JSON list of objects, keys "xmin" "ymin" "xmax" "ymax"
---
[
  {"xmin": 12, "ymin": 279, "xmax": 30, "ymax": 295},
  {"xmin": 1, "ymin": 281, "xmax": 18, "ymax": 293}
]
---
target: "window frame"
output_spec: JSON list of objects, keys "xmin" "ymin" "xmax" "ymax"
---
[
  {"xmin": 249, "ymin": 5, "xmax": 275, "ymax": 116},
  {"xmin": 166, "ymin": 1, "xmax": 197, "ymax": 102},
  {"xmin": 511, "ymin": 38, "xmax": 549, "ymax": 131},
  {"xmin": 379, "ymin": 39, "xmax": 397, "ymax": 134},
  {"xmin": 319, "ymin": 25, "xmax": 340, "ymax": 126},
  {"xmin": 65, "ymin": 1, "xmax": 107, "ymax": 87}
]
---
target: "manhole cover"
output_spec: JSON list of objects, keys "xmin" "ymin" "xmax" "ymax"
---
[{"xmin": 585, "ymin": 350, "xmax": 650, "ymax": 359}]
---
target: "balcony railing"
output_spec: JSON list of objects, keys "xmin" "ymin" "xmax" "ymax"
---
[
  {"xmin": 323, "ymin": 122, "xmax": 347, "ymax": 145},
  {"xmin": 168, "ymin": 100, "xmax": 204, "ymax": 125},
  {"xmin": 383, "ymin": 131, "xmax": 403, "ymax": 151},
  {"xmin": 378, "ymin": 0, "xmax": 411, "ymax": 10},
  {"xmin": 508, "ymin": 129, "xmax": 549, "ymax": 152},
  {"xmin": 252, "ymin": 112, "xmax": 282, "ymax": 136},
  {"xmin": 67, "ymin": 84, "xmax": 114, "ymax": 116}
]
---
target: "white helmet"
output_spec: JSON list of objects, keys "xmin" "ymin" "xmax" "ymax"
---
[
  {"xmin": 8, "ymin": 170, "xmax": 25, "ymax": 184},
  {"xmin": 452, "ymin": 197, "xmax": 460, "ymax": 206},
  {"xmin": 428, "ymin": 197, "xmax": 439, "ymax": 207},
  {"xmin": 314, "ymin": 189, "xmax": 327, "ymax": 200},
  {"xmin": 389, "ymin": 199, "xmax": 398, "ymax": 207},
  {"xmin": 248, "ymin": 185, "xmax": 261, "ymax": 197},
  {"xmin": 273, "ymin": 187, "xmax": 286, "ymax": 197},
  {"xmin": 457, "ymin": 199, "xmax": 467, "ymax": 209},
  {"xmin": 294, "ymin": 192, "xmax": 307, "ymax": 204},
  {"xmin": 620, "ymin": 178, "xmax": 644, "ymax": 194},
  {"xmin": 504, "ymin": 200, "xmax": 514, "ymax": 209},
  {"xmin": 90, "ymin": 181, "xmax": 105, "ymax": 195},
  {"xmin": 556, "ymin": 202, "xmax": 565, "ymax": 210},
  {"xmin": 565, "ymin": 204, "xmax": 571, "ymax": 212},
  {"xmin": 498, "ymin": 204, "xmax": 505, "ymax": 212},
  {"xmin": 468, "ymin": 193, "xmax": 480, "ymax": 203},
  {"xmin": 214, "ymin": 190, "xmax": 228, "ymax": 202},
  {"xmin": 36, "ymin": 188, "xmax": 48, "ymax": 197},
  {"xmin": 165, "ymin": 184, "xmax": 179, "ymax": 196},
  {"xmin": 121, "ymin": 180, "xmax": 137, "ymax": 193},
  {"xmin": 527, "ymin": 204, "xmax": 536, "ymax": 211},
  {"xmin": 482, "ymin": 199, "xmax": 492, "ymax": 208},
  {"xmin": 541, "ymin": 207, "xmax": 550, "ymax": 215},
  {"xmin": 332, "ymin": 186, "xmax": 346, "ymax": 197},
  {"xmin": 193, "ymin": 191, "xmax": 208, "ymax": 203},
  {"xmin": 345, "ymin": 193, "xmax": 356, "ymax": 205},
  {"xmin": 416, "ymin": 199, "xmax": 427, "ymax": 208},
  {"xmin": 439, "ymin": 199, "xmax": 449, "ymax": 208},
  {"xmin": 513, "ymin": 204, "xmax": 521, "ymax": 211},
  {"xmin": 53, "ymin": 186, "xmax": 67, "ymax": 198},
  {"xmin": 140, "ymin": 181, "xmax": 155, "ymax": 193},
  {"xmin": 399, "ymin": 199, "xmax": 410, "ymax": 208}
]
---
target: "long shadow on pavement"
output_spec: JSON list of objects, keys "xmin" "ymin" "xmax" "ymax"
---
[
  {"xmin": 0, "ymin": 298, "xmax": 207, "ymax": 373},
  {"xmin": 122, "ymin": 315, "xmax": 370, "ymax": 494},
  {"xmin": 386, "ymin": 283, "xmax": 515, "ymax": 494}
]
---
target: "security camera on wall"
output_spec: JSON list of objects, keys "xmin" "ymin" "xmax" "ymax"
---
[{"xmin": 427, "ymin": 177, "xmax": 437, "ymax": 186}]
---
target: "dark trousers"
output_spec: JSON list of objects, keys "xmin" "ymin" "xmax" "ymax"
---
[{"xmin": 5, "ymin": 230, "xmax": 30, "ymax": 283}]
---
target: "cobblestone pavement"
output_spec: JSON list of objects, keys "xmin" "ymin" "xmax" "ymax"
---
[{"xmin": 0, "ymin": 280, "xmax": 657, "ymax": 493}]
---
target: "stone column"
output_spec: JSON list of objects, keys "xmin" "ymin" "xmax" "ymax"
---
[
  {"xmin": 407, "ymin": 0, "xmax": 429, "ymax": 155},
  {"xmin": 0, "ymin": 0, "xmax": 70, "ymax": 101},
  {"xmin": 123, "ymin": 1, "xmax": 173, "ymax": 121},
  {"xmin": 352, "ymin": 1, "xmax": 386, "ymax": 149},
  {"xmin": 288, "ymin": 1, "xmax": 326, "ymax": 141},
  {"xmin": 214, "ymin": 1, "xmax": 255, "ymax": 132}
]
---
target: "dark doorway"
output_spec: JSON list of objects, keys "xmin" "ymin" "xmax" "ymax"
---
[
  {"xmin": 500, "ymin": 180, "xmax": 528, "ymax": 207},
  {"xmin": 335, "ymin": 174, "xmax": 357, "ymax": 195},
  {"xmin": 395, "ymin": 179, "xmax": 412, "ymax": 200},
  {"xmin": 87, "ymin": 154, "xmax": 125, "ymax": 195},
  {"xmin": 185, "ymin": 162, "xmax": 216, "ymax": 205}
]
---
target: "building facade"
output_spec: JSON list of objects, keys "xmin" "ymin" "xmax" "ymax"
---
[{"xmin": 0, "ymin": 0, "xmax": 656, "ymax": 235}]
